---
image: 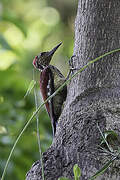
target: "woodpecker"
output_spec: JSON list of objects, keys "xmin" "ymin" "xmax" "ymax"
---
[{"xmin": 33, "ymin": 43, "xmax": 67, "ymax": 136}]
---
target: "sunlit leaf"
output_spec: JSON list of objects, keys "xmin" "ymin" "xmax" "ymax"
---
[
  {"xmin": 24, "ymin": 80, "xmax": 36, "ymax": 98},
  {"xmin": 73, "ymin": 164, "xmax": 81, "ymax": 180},
  {"xmin": 41, "ymin": 7, "xmax": 60, "ymax": 26},
  {"xmin": 1, "ymin": 10, "xmax": 27, "ymax": 37},
  {"xmin": 0, "ymin": 125, "xmax": 7, "ymax": 134}
]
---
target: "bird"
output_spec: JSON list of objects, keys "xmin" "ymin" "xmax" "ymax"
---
[{"xmin": 33, "ymin": 43, "xmax": 67, "ymax": 136}]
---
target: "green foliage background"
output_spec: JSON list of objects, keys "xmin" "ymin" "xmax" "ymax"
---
[{"xmin": 0, "ymin": 0, "xmax": 77, "ymax": 179}]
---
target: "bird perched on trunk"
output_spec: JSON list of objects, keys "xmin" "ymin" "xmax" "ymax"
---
[{"xmin": 33, "ymin": 43, "xmax": 67, "ymax": 136}]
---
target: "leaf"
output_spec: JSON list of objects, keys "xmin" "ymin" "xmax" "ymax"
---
[
  {"xmin": 104, "ymin": 130, "xmax": 118, "ymax": 139},
  {"xmin": 0, "ymin": 125, "xmax": 7, "ymax": 134},
  {"xmin": 24, "ymin": 80, "xmax": 36, "ymax": 98},
  {"xmin": 0, "ymin": 34, "xmax": 13, "ymax": 50},
  {"xmin": 73, "ymin": 164, "xmax": 81, "ymax": 180},
  {"xmin": 1, "ymin": 10, "xmax": 27, "ymax": 37},
  {"xmin": 89, "ymin": 157, "xmax": 117, "ymax": 180},
  {"xmin": 58, "ymin": 178, "xmax": 70, "ymax": 180}
]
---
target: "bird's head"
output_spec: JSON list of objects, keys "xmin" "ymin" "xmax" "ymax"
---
[{"xmin": 33, "ymin": 42, "xmax": 62, "ymax": 70}]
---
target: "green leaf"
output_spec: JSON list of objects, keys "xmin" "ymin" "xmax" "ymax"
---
[
  {"xmin": 89, "ymin": 156, "xmax": 117, "ymax": 180},
  {"xmin": 24, "ymin": 80, "xmax": 36, "ymax": 98},
  {"xmin": 73, "ymin": 164, "xmax": 81, "ymax": 180},
  {"xmin": 104, "ymin": 130, "xmax": 118, "ymax": 139},
  {"xmin": 1, "ymin": 10, "xmax": 27, "ymax": 37},
  {"xmin": 58, "ymin": 178, "xmax": 70, "ymax": 180}
]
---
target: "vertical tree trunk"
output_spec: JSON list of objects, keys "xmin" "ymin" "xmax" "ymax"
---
[{"xmin": 26, "ymin": 0, "xmax": 120, "ymax": 179}]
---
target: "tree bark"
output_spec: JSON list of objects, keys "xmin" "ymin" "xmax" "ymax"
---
[{"xmin": 26, "ymin": 0, "xmax": 120, "ymax": 180}]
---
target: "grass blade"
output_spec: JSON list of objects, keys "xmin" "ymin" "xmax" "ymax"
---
[
  {"xmin": 89, "ymin": 156, "xmax": 117, "ymax": 180},
  {"xmin": 24, "ymin": 80, "xmax": 36, "ymax": 98},
  {"xmin": 97, "ymin": 123, "xmax": 113, "ymax": 152},
  {"xmin": 33, "ymin": 69, "xmax": 45, "ymax": 180}
]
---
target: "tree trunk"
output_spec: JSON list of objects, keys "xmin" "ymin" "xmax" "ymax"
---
[{"xmin": 26, "ymin": 0, "xmax": 120, "ymax": 180}]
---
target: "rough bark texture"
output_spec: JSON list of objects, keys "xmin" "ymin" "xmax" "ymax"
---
[{"xmin": 26, "ymin": 0, "xmax": 120, "ymax": 180}]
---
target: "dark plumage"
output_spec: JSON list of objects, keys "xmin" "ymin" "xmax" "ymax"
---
[{"xmin": 33, "ymin": 43, "xmax": 67, "ymax": 136}]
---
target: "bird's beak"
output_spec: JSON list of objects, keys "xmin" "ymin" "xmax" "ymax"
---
[{"xmin": 48, "ymin": 42, "xmax": 62, "ymax": 57}]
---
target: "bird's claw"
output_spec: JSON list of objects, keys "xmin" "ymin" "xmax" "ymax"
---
[
  {"xmin": 66, "ymin": 55, "xmax": 77, "ymax": 80},
  {"xmin": 68, "ymin": 55, "xmax": 76, "ymax": 68}
]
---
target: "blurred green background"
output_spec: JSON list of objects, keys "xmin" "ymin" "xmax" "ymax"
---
[{"xmin": 0, "ymin": 0, "xmax": 77, "ymax": 179}]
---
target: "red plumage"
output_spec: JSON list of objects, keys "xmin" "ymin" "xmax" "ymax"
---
[
  {"xmin": 40, "ymin": 67, "xmax": 51, "ymax": 116},
  {"xmin": 39, "ymin": 66, "xmax": 57, "ymax": 135}
]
